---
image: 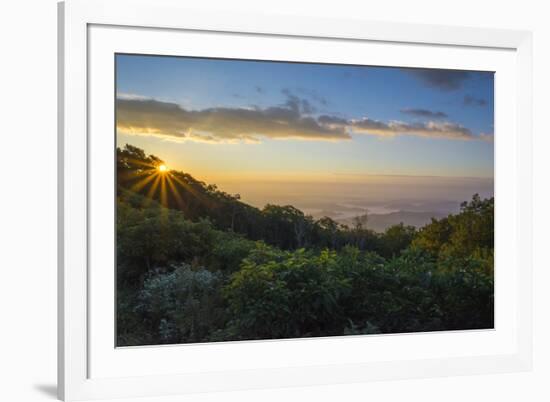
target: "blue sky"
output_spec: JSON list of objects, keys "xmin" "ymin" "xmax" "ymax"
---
[{"xmin": 115, "ymin": 54, "xmax": 494, "ymax": 186}]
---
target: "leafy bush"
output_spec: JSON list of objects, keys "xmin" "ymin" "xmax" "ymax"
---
[
  {"xmin": 223, "ymin": 246, "xmax": 350, "ymax": 340},
  {"xmin": 136, "ymin": 264, "xmax": 224, "ymax": 344}
]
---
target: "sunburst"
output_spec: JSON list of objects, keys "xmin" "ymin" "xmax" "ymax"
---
[{"xmin": 125, "ymin": 161, "xmax": 191, "ymax": 209}]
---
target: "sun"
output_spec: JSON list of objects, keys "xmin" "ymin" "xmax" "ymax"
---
[{"xmin": 158, "ymin": 164, "xmax": 168, "ymax": 173}]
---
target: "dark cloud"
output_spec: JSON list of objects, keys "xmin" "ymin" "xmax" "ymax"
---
[
  {"xmin": 463, "ymin": 95, "xmax": 487, "ymax": 107},
  {"xmin": 281, "ymin": 89, "xmax": 317, "ymax": 114},
  {"xmin": 407, "ymin": 69, "xmax": 470, "ymax": 91},
  {"xmin": 318, "ymin": 115, "xmax": 349, "ymax": 126},
  {"xmin": 400, "ymin": 108, "xmax": 448, "ymax": 119},
  {"xmin": 255, "ymin": 86, "xmax": 265, "ymax": 94}
]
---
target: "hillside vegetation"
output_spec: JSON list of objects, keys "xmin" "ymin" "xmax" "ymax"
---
[{"xmin": 116, "ymin": 144, "xmax": 494, "ymax": 346}]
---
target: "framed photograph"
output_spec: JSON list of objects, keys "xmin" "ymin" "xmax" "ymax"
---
[{"xmin": 58, "ymin": 0, "xmax": 533, "ymax": 400}]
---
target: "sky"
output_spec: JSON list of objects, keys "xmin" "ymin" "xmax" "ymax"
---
[{"xmin": 115, "ymin": 54, "xmax": 494, "ymax": 219}]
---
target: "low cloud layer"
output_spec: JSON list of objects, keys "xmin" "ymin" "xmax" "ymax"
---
[
  {"xmin": 116, "ymin": 97, "xmax": 350, "ymax": 143},
  {"xmin": 320, "ymin": 115, "xmax": 481, "ymax": 141},
  {"xmin": 116, "ymin": 95, "xmax": 491, "ymax": 144}
]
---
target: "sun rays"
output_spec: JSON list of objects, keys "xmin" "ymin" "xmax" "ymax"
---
[
  {"xmin": 118, "ymin": 149, "xmax": 219, "ymax": 214},
  {"xmin": 126, "ymin": 160, "xmax": 191, "ymax": 210}
]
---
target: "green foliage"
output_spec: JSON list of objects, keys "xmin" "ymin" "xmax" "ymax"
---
[
  {"xmin": 412, "ymin": 194, "xmax": 493, "ymax": 257},
  {"xmin": 116, "ymin": 145, "xmax": 494, "ymax": 346},
  {"xmin": 117, "ymin": 193, "xmax": 216, "ymax": 286},
  {"xmin": 136, "ymin": 264, "xmax": 224, "ymax": 344},
  {"xmin": 262, "ymin": 204, "xmax": 312, "ymax": 249},
  {"xmin": 222, "ymin": 246, "xmax": 351, "ymax": 340},
  {"xmin": 207, "ymin": 231, "xmax": 258, "ymax": 273},
  {"xmin": 378, "ymin": 223, "xmax": 417, "ymax": 258}
]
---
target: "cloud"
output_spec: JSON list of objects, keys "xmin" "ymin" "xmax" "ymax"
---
[
  {"xmin": 117, "ymin": 95, "xmax": 488, "ymax": 144},
  {"xmin": 463, "ymin": 95, "xmax": 487, "ymax": 107},
  {"xmin": 294, "ymin": 87, "xmax": 329, "ymax": 106},
  {"xmin": 354, "ymin": 120, "xmax": 475, "ymax": 140},
  {"xmin": 320, "ymin": 115, "xmax": 478, "ymax": 141},
  {"xmin": 317, "ymin": 115, "xmax": 349, "ymax": 126},
  {"xmin": 281, "ymin": 89, "xmax": 317, "ymax": 115},
  {"xmin": 479, "ymin": 133, "xmax": 494, "ymax": 142},
  {"xmin": 116, "ymin": 92, "xmax": 151, "ymax": 101},
  {"xmin": 400, "ymin": 108, "xmax": 448, "ymax": 119},
  {"xmin": 406, "ymin": 69, "xmax": 470, "ymax": 91},
  {"xmin": 116, "ymin": 98, "xmax": 350, "ymax": 143}
]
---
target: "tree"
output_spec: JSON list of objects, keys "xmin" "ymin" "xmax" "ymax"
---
[
  {"xmin": 352, "ymin": 211, "xmax": 368, "ymax": 231},
  {"xmin": 262, "ymin": 204, "xmax": 311, "ymax": 249},
  {"xmin": 412, "ymin": 194, "xmax": 494, "ymax": 268},
  {"xmin": 230, "ymin": 193, "xmax": 241, "ymax": 231},
  {"xmin": 315, "ymin": 216, "xmax": 341, "ymax": 248},
  {"xmin": 378, "ymin": 223, "xmax": 416, "ymax": 258}
]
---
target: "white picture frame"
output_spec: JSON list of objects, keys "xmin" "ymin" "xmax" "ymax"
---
[{"xmin": 58, "ymin": 0, "xmax": 533, "ymax": 400}]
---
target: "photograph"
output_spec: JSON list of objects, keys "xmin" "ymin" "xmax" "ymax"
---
[{"xmin": 115, "ymin": 54, "xmax": 495, "ymax": 347}]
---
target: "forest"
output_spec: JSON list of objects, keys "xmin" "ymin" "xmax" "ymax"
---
[{"xmin": 116, "ymin": 144, "xmax": 494, "ymax": 346}]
